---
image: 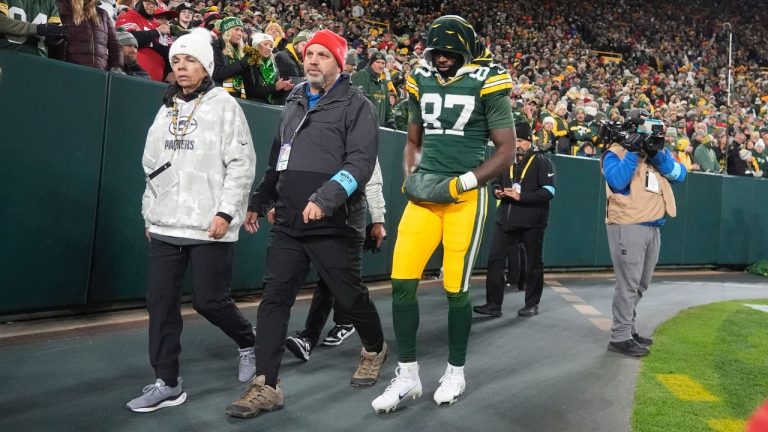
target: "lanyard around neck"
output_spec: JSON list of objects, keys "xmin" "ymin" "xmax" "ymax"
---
[{"xmin": 510, "ymin": 153, "xmax": 536, "ymax": 182}]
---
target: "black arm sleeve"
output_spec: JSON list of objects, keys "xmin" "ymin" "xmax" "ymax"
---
[
  {"xmin": 248, "ymin": 129, "xmax": 282, "ymax": 214},
  {"xmin": 131, "ymin": 29, "xmax": 159, "ymax": 47}
]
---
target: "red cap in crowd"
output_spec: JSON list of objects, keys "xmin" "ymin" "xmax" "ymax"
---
[{"xmin": 304, "ymin": 29, "xmax": 347, "ymax": 69}]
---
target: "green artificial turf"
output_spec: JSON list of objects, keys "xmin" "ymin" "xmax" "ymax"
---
[{"xmin": 632, "ymin": 300, "xmax": 768, "ymax": 432}]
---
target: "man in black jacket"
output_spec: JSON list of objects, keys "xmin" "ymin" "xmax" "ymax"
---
[
  {"xmin": 225, "ymin": 30, "xmax": 387, "ymax": 420},
  {"xmin": 474, "ymin": 121, "xmax": 556, "ymax": 318}
]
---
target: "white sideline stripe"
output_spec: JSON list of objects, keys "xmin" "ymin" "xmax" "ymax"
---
[
  {"xmin": 743, "ymin": 304, "xmax": 768, "ymax": 313},
  {"xmin": 561, "ymin": 294, "xmax": 585, "ymax": 304},
  {"xmin": 589, "ymin": 318, "xmax": 612, "ymax": 331},
  {"xmin": 573, "ymin": 304, "xmax": 602, "ymax": 316},
  {"xmin": 550, "ymin": 286, "xmax": 572, "ymax": 294}
]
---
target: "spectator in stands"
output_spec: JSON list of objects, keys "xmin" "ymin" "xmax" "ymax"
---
[
  {"xmin": 753, "ymin": 141, "xmax": 767, "ymax": 177},
  {"xmin": 212, "ymin": 17, "xmax": 253, "ymax": 99},
  {"xmin": 116, "ymin": 0, "xmax": 171, "ymax": 81},
  {"xmin": 170, "ymin": 2, "xmax": 193, "ymax": 37},
  {"xmin": 150, "ymin": 7, "xmax": 176, "ymax": 46},
  {"xmin": 128, "ymin": 28, "xmax": 257, "ymax": 413},
  {"xmin": 117, "ymin": 30, "xmax": 149, "ymax": 79},
  {"xmin": 264, "ymin": 21, "xmax": 286, "ymax": 52},
  {"xmin": 727, "ymin": 133, "xmax": 749, "ymax": 176},
  {"xmin": 274, "ymin": 29, "xmax": 309, "ymax": 81},
  {"xmin": 248, "ymin": 32, "xmax": 294, "ymax": 104},
  {"xmin": 552, "ymin": 102, "xmax": 570, "ymax": 154},
  {"xmin": 55, "ymin": 0, "xmax": 122, "ymax": 71},
  {"xmin": 534, "ymin": 116, "xmax": 556, "ymax": 153},
  {"xmin": 568, "ymin": 106, "xmax": 594, "ymax": 156},
  {"xmin": 351, "ymin": 51, "xmax": 393, "ymax": 127},
  {"xmin": 694, "ymin": 134, "xmax": 721, "ymax": 173},
  {"xmin": 0, "ymin": 0, "xmax": 66, "ymax": 57}
]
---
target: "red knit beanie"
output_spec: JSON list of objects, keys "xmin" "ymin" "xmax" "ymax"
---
[{"xmin": 303, "ymin": 29, "xmax": 347, "ymax": 69}]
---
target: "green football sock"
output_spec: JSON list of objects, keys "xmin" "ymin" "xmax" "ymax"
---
[
  {"xmin": 447, "ymin": 291, "xmax": 471, "ymax": 367},
  {"xmin": 392, "ymin": 279, "xmax": 419, "ymax": 363}
]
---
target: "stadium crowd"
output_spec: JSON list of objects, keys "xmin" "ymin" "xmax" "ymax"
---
[{"xmin": 3, "ymin": 0, "xmax": 768, "ymax": 176}]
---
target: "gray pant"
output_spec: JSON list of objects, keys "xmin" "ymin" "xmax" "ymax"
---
[{"xmin": 606, "ymin": 224, "xmax": 660, "ymax": 342}]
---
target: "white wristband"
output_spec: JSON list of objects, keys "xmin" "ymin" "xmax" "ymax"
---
[{"xmin": 458, "ymin": 171, "xmax": 478, "ymax": 191}]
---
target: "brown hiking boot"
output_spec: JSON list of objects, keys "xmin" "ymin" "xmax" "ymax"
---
[
  {"xmin": 225, "ymin": 375, "xmax": 284, "ymax": 418},
  {"xmin": 351, "ymin": 341, "xmax": 388, "ymax": 387}
]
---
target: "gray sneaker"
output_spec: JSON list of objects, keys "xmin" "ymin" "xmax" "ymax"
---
[
  {"xmin": 238, "ymin": 347, "xmax": 256, "ymax": 383},
  {"xmin": 126, "ymin": 378, "xmax": 186, "ymax": 413}
]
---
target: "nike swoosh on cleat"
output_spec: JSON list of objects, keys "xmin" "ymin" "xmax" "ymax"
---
[{"xmin": 398, "ymin": 386, "xmax": 416, "ymax": 400}]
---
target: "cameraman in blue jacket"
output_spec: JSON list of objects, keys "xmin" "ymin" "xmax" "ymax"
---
[{"xmin": 601, "ymin": 111, "xmax": 687, "ymax": 357}]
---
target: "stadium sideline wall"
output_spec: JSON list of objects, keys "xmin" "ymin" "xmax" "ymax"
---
[{"xmin": 2, "ymin": 51, "xmax": 767, "ymax": 315}]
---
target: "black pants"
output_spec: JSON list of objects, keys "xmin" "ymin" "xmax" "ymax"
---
[
  {"xmin": 256, "ymin": 230, "xmax": 384, "ymax": 387},
  {"xmin": 506, "ymin": 242, "xmax": 526, "ymax": 290},
  {"xmin": 485, "ymin": 225, "xmax": 546, "ymax": 310},
  {"xmin": 147, "ymin": 239, "xmax": 255, "ymax": 383},
  {"xmin": 302, "ymin": 279, "xmax": 352, "ymax": 346}
]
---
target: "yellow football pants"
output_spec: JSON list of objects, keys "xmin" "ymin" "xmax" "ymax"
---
[{"xmin": 391, "ymin": 188, "xmax": 488, "ymax": 293}]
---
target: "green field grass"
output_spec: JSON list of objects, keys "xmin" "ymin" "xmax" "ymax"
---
[{"xmin": 632, "ymin": 299, "xmax": 768, "ymax": 432}]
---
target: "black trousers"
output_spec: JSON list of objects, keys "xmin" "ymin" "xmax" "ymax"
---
[
  {"xmin": 506, "ymin": 242, "xmax": 527, "ymax": 290},
  {"xmin": 302, "ymin": 279, "xmax": 352, "ymax": 346},
  {"xmin": 147, "ymin": 239, "xmax": 255, "ymax": 383},
  {"xmin": 256, "ymin": 230, "xmax": 384, "ymax": 387},
  {"xmin": 485, "ymin": 225, "xmax": 546, "ymax": 310}
]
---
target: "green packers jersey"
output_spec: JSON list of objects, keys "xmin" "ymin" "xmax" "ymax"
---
[
  {"xmin": 406, "ymin": 63, "xmax": 514, "ymax": 176},
  {"xmin": 0, "ymin": 0, "xmax": 60, "ymax": 56}
]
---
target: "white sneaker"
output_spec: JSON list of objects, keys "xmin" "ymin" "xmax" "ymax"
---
[
  {"xmin": 433, "ymin": 364, "xmax": 465, "ymax": 405},
  {"xmin": 371, "ymin": 362, "xmax": 422, "ymax": 413}
]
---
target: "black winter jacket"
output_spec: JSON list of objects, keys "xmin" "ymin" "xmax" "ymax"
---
[
  {"xmin": 493, "ymin": 149, "xmax": 556, "ymax": 230},
  {"xmin": 249, "ymin": 75, "xmax": 379, "ymax": 238}
]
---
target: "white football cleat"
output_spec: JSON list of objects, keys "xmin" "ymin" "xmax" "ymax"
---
[
  {"xmin": 433, "ymin": 364, "xmax": 465, "ymax": 405},
  {"xmin": 371, "ymin": 362, "xmax": 422, "ymax": 413}
]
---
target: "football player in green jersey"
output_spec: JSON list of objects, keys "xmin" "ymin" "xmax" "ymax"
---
[
  {"xmin": 0, "ymin": 0, "xmax": 64, "ymax": 57},
  {"xmin": 372, "ymin": 15, "xmax": 516, "ymax": 413}
]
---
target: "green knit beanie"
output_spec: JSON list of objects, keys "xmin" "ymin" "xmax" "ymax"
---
[{"xmin": 219, "ymin": 17, "xmax": 244, "ymax": 34}]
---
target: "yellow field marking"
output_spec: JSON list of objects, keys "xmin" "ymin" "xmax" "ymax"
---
[
  {"xmin": 655, "ymin": 374, "xmax": 719, "ymax": 401},
  {"xmin": 561, "ymin": 294, "xmax": 585, "ymax": 303},
  {"xmin": 573, "ymin": 304, "xmax": 602, "ymax": 316},
  {"xmin": 706, "ymin": 419, "xmax": 746, "ymax": 432},
  {"xmin": 589, "ymin": 318, "xmax": 612, "ymax": 331}
]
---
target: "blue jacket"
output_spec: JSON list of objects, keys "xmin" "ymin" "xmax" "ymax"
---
[{"xmin": 602, "ymin": 149, "xmax": 686, "ymax": 226}]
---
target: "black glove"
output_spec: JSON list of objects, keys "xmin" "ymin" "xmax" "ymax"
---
[
  {"xmin": 363, "ymin": 223, "xmax": 383, "ymax": 254},
  {"xmin": 36, "ymin": 24, "xmax": 67, "ymax": 38},
  {"xmin": 240, "ymin": 55, "xmax": 251, "ymax": 68}
]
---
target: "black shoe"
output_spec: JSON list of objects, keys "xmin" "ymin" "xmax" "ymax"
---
[
  {"xmin": 517, "ymin": 306, "xmax": 539, "ymax": 317},
  {"xmin": 607, "ymin": 339, "xmax": 650, "ymax": 357},
  {"xmin": 473, "ymin": 304, "xmax": 502, "ymax": 317},
  {"xmin": 286, "ymin": 335, "xmax": 312, "ymax": 362},
  {"xmin": 632, "ymin": 333, "xmax": 653, "ymax": 346}
]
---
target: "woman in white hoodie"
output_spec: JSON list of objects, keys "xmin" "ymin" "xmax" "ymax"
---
[{"xmin": 127, "ymin": 28, "xmax": 257, "ymax": 413}]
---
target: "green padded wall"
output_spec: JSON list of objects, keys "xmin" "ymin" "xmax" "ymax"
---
[
  {"xmin": 749, "ymin": 179, "xmax": 768, "ymax": 262},
  {"xmin": 543, "ymin": 156, "xmax": 604, "ymax": 267},
  {"xmin": 230, "ymin": 102, "xmax": 283, "ymax": 291},
  {"xmin": 0, "ymin": 52, "xmax": 107, "ymax": 313},
  {"xmin": 89, "ymin": 74, "xmax": 166, "ymax": 303},
  {"xmin": 4, "ymin": 51, "xmax": 768, "ymax": 315},
  {"xmin": 681, "ymin": 173, "xmax": 722, "ymax": 264},
  {"xmin": 719, "ymin": 175, "xmax": 755, "ymax": 265}
]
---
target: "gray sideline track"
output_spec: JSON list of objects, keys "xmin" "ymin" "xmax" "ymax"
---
[{"xmin": 0, "ymin": 272, "xmax": 766, "ymax": 432}]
